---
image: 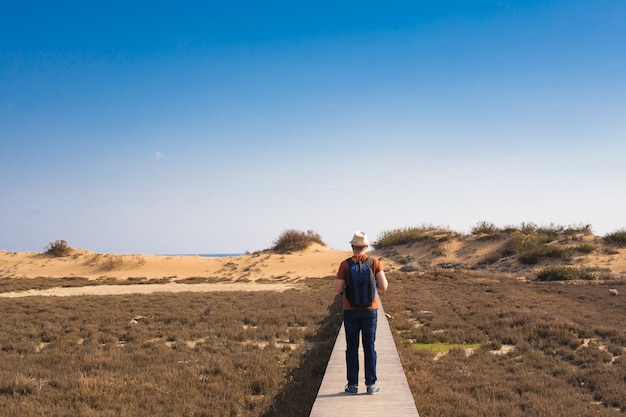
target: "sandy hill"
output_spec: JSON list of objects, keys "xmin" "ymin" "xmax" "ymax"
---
[
  {"xmin": 1, "ymin": 233, "xmax": 624, "ymax": 297},
  {"xmin": 375, "ymin": 229, "xmax": 626, "ymax": 279},
  {"xmin": 0, "ymin": 243, "xmax": 350, "ymax": 282}
]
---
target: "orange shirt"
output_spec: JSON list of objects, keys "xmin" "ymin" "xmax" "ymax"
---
[{"xmin": 336, "ymin": 254, "xmax": 384, "ymax": 310}]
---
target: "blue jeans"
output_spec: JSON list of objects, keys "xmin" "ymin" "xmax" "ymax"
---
[{"xmin": 343, "ymin": 309, "xmax": 378, "ymax": 386}]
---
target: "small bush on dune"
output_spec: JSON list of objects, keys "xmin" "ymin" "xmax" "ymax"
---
[
  {"xmin": 101, "ymin": 254, "xmax": 125, "ymax": 271},
  {"xmin": 44, "ymin": 240, "xmax": 72, "ymax": 257},
  {"xmin": 470, "ymin": 221, "xmax": 501, "ymax": 237},
  {"xmin": 374, "ymin": 225, "xmax": 454, "ymax": 249},
  {"xmin": 604, "ymin": 229, "xmax": 626, "ymax": 247},
  {"xmin": 575, "ymin": 243, "xmax": 596, "ymax": 254},
  {"xmin": 272, "ymin": 229, "xmax": 325, "ymax": 253}
]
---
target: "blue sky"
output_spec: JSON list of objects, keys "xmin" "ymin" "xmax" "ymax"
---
[{"xmin": 1, "ymin": 1, "xmax": 625, "ymax": 254}]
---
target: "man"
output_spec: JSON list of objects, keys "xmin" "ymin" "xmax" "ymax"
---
[{"xmin": 335, "ymin": 231, "xmax": 389, "ymax": 395}]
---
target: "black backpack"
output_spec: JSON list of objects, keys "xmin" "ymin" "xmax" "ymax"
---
[{"xmin": 345, "ymin": 257, "xmax": 376, "ymax": 308}]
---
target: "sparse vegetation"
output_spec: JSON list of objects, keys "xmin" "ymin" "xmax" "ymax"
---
[
  {"xmin": 412, "ymin": 342, "xmax": 481, "ymax": 353},
  {"xmin": 271, "ymin": 229, "xmax": 325, "ymax": 253},
  {"xmin": 574, "ymin": 243, "xmax": 596, "ymax": 254},
  {"xmin": 1, "ymin": 269, "xmax": 624, "ymax": 416},
  {"xmin": 3, "ymin": 221, "xmax": 626, "ymax": 416},
  {"xmin": 604, "ymin": 229, "xmax": 626, "ymax": 247},
  {"xmin": 384, "ymin": 270, "xmax": 626, "ymax": 415},
  {"xmin": 374, "ymin": 225, "xmax": 455, "ymax": 249},
  {"xmin": 470, "ymin": 221, "xmax": 501, "ymax": 237},
  {"xmin": 536, "ymin": 266, "xmax": 595, "ymax": 281},
  {"xmin": 101, "ymin": 254, "xmax": 125, "ymax": 270},
  {"xmin": 44, "ymin": 239, "xmax": 72, "ymax": 257},
  {"xmin": 0, "ymin": 280, "xmax": 342, "ymax": 417},
  {"xmin": 376, "ymin": 222, "xmax": 606, "ymax": 268},
  {"xmin": 514, "ymin": 235, "xmax": 573, "ymax": 265}
]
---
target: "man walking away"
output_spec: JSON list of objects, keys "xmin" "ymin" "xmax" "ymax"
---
[{"xmin": 335, "ymin": 231, "xmax": 389, "ymax": 395}]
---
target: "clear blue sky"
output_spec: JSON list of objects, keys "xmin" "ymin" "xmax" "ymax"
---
[{"xmin": 1, "ymin": 1, "xmax": 625, "ymax": 254}]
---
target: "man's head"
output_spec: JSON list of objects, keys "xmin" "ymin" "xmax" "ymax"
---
[{"xmin": 349, "ymin": 231, "xmax": 369, "ymax": 253}]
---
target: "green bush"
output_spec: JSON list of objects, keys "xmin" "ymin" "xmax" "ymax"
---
[
  {"xmin": 44, "ymin": 239, "xmax": 72, "ymax": 257},
  {"xmin": 536, "ymin": 266, "xmax": 595, "ymax": 281},
  {"xmin": 603, "ymin": 229, "xmax": 626, "ymax": 247},
  {"xmin": 271, "ymin": 229, "xmax": 325, "ymax": 253}
]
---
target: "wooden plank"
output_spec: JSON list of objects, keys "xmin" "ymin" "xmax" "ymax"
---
[{"xmin": 310, "ymin": 298, "xmax": 419, "ymax": 416}]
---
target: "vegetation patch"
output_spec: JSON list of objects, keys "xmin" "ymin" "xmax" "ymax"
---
[
  {"xmin": 0, "ymin": 279, "xmax": 342, "ymax": 417},
  {"xmin": 536, "ymin": 266, "xmax": 595, "ymax": 281},
  {"xmin": 383, "ymin": 270, "xmax": 626, "ymax": 415},
  {"xmin": 604, "ymin": 228, "xmax": 626, "ymax": 246},
  {"xmin": 470, "ymin": 221, "xmax": 502, "ymax": 239},
  {"xmin": 374, "ymin": 225, "xmax": 455, "ymax": 249},
  {"xmin": 271, "ymin": 229, "xmax": 325, "ymax": 253},
  {"xmin": 44, "ymin": 239, "xmax": 72, "ymax": 257},
  {"xmin": 375, "ymin": 221, "xmax": 601, "ymax": 267},
  {"xmin": 412, "ymin": 342, "xmax": 481, "ymax": 353}
]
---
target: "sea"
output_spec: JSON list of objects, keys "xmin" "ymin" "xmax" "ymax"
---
[{"xmin": 162, "ymin": 253, "xmax": 243, "ymax": 258}]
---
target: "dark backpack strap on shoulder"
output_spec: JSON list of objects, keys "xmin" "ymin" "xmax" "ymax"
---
[{"xmin": 346, "ymin": 257, "xmax": 355, "ymax": 266}]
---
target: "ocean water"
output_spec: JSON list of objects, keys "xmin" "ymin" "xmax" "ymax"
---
[{"xmin": 162, "ymin": 253, "xmax": 243, "ymax": 258}]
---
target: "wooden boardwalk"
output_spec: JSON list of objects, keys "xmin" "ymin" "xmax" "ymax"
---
[{"xmin": 310, "ymin": 298, "xmax": 420, "ymax": 416}]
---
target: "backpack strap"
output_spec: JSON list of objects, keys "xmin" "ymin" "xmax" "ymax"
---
[{"xmin": 346, "ymin": 257, "xmax": 374, "ymax": 267}]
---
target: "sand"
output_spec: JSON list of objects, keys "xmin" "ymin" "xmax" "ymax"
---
[
  {"xmin": 0, "ymin": 243, "xmax": 352, "ymax": 297},
  {"xmin": 2, "ymin": 234, "xmax": 624, "ymax": 298}
]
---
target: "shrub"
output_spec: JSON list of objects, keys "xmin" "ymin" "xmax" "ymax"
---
[
  {"xmin": 101, "ymin": 254, "xmax": 125, "ymax": 271},
  {"xmin": 536, "ymin": 223, "xmax": 566, "ymax": 237},
  {"xmin": 374, "ymin": 227, "xmax": 431, "ymax": 249},
  {"xmin": 574, "ymin": 243, "xmax": 596, "ymax": 254},
  {"xmin": 514, "ymin": 235, "xmax": 572, "ymax": 265},
  {"xmin": 44, "ymin": 240, "xmax": 72, "ymax": 257},
  {"xmin": 519, "ymin": 222, "xmax": 538, "ymax": 234},
  {"xmin": 536, "ymin": 266, "xmax": 595, "ymax": 281},
  {"xmin": 271, "ymin": 229, "xmax": 325, "ymax": 253},
  {"xmin": 563, "ymin": 223, "xmax": 593, "ymax": 236},
  {"xmin": 470, "ymin": 221, "xmax": 500, "ymax": 237},
  {"xmin": 603, "ymin": 229, "xmax": 626, "ymax": 247},
  {"xmin": 517, "ymin": 248, "xmax": 542, "ymax": 265}
]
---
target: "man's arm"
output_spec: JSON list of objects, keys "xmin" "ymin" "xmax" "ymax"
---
[
  {"xmin": 335, "ymin": 279, "xmax": 345, "ymax": 294},
  {"xmin": 375, "ymin": 270, "xmax": 389, "ymax": 292}
]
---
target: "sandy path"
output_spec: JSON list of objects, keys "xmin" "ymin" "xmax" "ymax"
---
[{"xmin": 0, "ymin": 281, "xmax": 295, "ymax": 298}]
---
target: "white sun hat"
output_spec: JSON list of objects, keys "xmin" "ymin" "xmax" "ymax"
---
[{"xmin": 349, "ymin": 231, "xmax": 370, "ymax": 247}]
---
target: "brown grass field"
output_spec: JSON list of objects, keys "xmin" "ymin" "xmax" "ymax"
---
[
  {"xmin": 2, "ymin": 225, "xmax": 626, "ymax": 416},
  {"xmin": 386, "ymin": 270, "xmax": 626, "ymax": 416},
  {"xmin": 2, "ymin": 271, "xmax": 625, "ymax": 416},
  {"xmin": 0, "ymin": 279, "xmax": 342, "ymax": 417}
]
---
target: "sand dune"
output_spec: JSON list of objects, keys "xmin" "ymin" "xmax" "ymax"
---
[
  {"xmin": 2, "ymin": 234, "xmax": 624, "ymax": 298},
  {"xmin": 0, "ymin": 243, "xmax": 353, "ymax": 297},
  {"xmin": 0, "ymin": 243, "xmax": 351, "ymax": 281}
]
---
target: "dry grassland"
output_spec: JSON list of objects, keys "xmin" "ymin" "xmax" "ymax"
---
[
  {"xmin": 2, "ymin": 270, "xmax": 625, "ymax": 416},
  {"xmin": 0, "ymin": 279, "xmax": 342, "ymax": 417},
  {"xmin": 383, "ymin": 270, "xmax": 626, "ymax": 416},
  {"xmin": 2, "ymin": 226, "xmax": 626, "ymax": 416}
]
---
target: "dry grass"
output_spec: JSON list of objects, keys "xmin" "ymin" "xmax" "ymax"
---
[
  {"xmin": 44, "ymin": 239, "xmax": 72, "ymax": 257},
  {"xmin": 2, "ymin": 266, "xmax": 626, "ymax": 416},
  {"xmin": 0, "ymin": 279, "xmax": 342, "ymax": 417},
  {"xmin": 382, "ymin": 270, "xmax": 626, "ymax": 416}
]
